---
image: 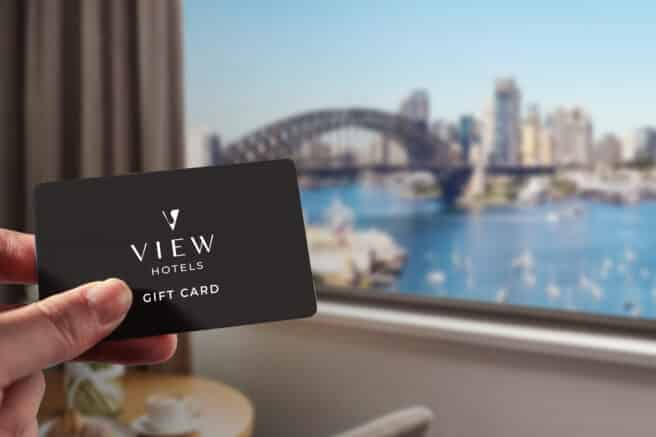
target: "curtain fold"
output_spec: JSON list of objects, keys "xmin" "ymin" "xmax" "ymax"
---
[
  {"xmin": 1, "ymin": 0, "xmax": 185, "ymax": 289},
  {"xmin": 0, "ymin": 0, "xmax": 189, "ymax": 373}
]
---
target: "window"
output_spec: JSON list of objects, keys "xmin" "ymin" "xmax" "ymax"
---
[{"xmin": 184, "ymin": 1, "xmax": 656, "ymax": 326}]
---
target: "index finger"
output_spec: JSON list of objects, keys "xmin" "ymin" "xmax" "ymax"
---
[{"xmin": 0, "ymin": 229, "xmax": 37, "ymax": 284}]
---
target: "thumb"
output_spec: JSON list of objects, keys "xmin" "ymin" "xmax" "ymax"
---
[{"xmin": 0, "ymin": 279, "xmax": 132, "ymax": 387}]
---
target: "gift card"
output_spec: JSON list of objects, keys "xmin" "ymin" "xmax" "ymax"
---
[{"xmin": 34, "ymin": 160, "xmax": 316, "ymax": 340}]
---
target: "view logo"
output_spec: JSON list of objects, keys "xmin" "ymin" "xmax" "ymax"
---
[
  {"xmin": 162, "ymin": 208, "xmax": 180, "ymax": 231},
  {"xmin": 129, "ymin": 209, "xmax": 215, "ymax": 274}
]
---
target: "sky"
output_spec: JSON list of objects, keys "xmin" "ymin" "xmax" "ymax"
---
[{"xmin": 184, "ymin": 0, "xmax": 655, "ymax": 152}]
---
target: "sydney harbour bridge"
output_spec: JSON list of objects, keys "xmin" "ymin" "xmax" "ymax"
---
[{"xmin": 215, "ymin": 107, "xmax": 554, "ymax": 204}]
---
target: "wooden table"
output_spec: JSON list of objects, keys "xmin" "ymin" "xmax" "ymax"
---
[{"xmin": 39, "ymin": 370, "xmax": 254, "ymax": 437}]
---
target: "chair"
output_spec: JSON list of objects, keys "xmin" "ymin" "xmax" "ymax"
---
[{"xmin": 332, "ymin": 406, "xmax": 434, "ymax": 437}]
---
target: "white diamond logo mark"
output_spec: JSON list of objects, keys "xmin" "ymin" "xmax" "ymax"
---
[{"xmin": 162, "ymin": 209, "xmax": 180, "ymax": 231}]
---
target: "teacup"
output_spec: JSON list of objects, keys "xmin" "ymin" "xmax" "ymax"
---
[{"xmin": 134, "ymin": 394, "xmax": 198, "ymax": 436}]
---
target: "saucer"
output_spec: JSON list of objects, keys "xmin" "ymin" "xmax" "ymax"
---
[{"xmin": 131, "ymin": 416, "xmax": 200, "ymax": 436}]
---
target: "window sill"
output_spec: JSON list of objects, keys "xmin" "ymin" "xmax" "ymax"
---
[{"xmin": 310, "ymin": 300, "xmax": 656, "ymax": 368}]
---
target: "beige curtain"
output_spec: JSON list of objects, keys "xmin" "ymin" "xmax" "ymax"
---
[{"xmin": 0, "ymin": 0, "xmax": 189, "ymax": 372}]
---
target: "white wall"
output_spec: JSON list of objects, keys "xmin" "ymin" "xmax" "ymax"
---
[{"xmin": 192, "ymin": 317, "xmax": 656, "ymax": 437}]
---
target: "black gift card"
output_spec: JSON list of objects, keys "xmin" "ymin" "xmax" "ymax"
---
[{"xmin": 34, "ymin": 160, "xmax": 316, "ymax": 340}]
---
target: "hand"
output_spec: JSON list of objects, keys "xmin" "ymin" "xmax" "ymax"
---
[{"xmin": 0, "ymin": 228, "xmax": 177, "ymax": 435}]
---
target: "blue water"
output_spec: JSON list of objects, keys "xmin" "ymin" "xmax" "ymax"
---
[{"xmin": 301, "ymin": 183, "xmax": 656, "ymax": 319}]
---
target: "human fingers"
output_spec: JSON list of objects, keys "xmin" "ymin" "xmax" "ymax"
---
[
  {"xmin": 0, "ymin": 371, "xmax": 45, "ymax": 437},
  {"xmin": 0, "ymin": 279, "xmax": 131, "ymax": 386},
  {"xmin": 0, "ymin": 229, "xmax": 37, "ymax": 284},
  {"xmin": 78, "ymin": 334, "xmax": 178, "ymax": 365}
]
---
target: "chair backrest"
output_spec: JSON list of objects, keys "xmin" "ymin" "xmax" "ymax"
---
[{"xmin": 332, "ymin": 406, "xmax": 434, "ymax": 437}]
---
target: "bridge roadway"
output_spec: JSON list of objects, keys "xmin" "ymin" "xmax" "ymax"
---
[{"xmin": 296, "ymin": 164, "xmax": 556, "ymax": 205}]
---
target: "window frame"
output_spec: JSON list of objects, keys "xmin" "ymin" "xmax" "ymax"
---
[{"xmin": 317, "ymin": 284, "xmax": 656, "ymax": 338}]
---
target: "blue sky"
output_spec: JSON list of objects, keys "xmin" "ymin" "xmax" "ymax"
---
[{"xmin": 185, "ymin": 0, "xmax": 655, "ymax": 143}]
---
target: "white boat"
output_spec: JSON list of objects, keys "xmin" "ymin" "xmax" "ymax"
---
[
  {"xmin": 512, "ymin": 250, "xmax": 535, "ymax": 271},
  {"xmin": 545, "ymin": 212, "xmax": 560, "ymax": 223},
  {"xmin": 579, "ymin": 274, "xmax": 603, "ymax": 300},
  {"xmin": 427, "ymin": 271, "xmax": 446, "ymax": 286},
  {"xmin": 546, "ymin": 282, "xmax": 561, "ymax": 299},
  {"xmin": 496, "ymin": 288, "xmax": 509, "ymax": 303}
]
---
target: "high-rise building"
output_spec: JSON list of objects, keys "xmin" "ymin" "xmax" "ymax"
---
[
  {"xmin": 431, "ymin": 119, "xmax": 458, "ymax": 144},
  {"xmin": 430, "ymin": 119, "xmax": 459, "ymax": 164},
  {"xmin": 634, "ymin": 127, "xmax": 656, "ymax": 161},
  {"xmin": 491, "ymin": 78, "xmax": 521, "ymax": 165},
  {"xmin": 520, "ymin": 105, "xmax": 552, "ymax": 166},
  {"xmin": 595, "ymin": 134, "xmax": 623, "ymax": 166},
  {"xmin": 546, "ymin": 107, "xmax": 594, "ymax": 167},
  {"xmin": 206, "ymin": 133, "xmax": 222, "ymax": 165},
  {"xmin": 400, "ymin": 89, "xmax": 430, "ymax": 127},
  {"xmin": 458, "ymin": 115, "xmax": 479, "ymax": 164},
  {"xmin": 480, "ymin": 101, "xmax": 494, "ymax": 164}
]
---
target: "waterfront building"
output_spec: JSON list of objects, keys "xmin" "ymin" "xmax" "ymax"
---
[
  {"xmin": 540, "ymin": 133, "xmax": 554, "ymax": 165},
  {"xmin": 520, "ymin": 105, "xmax": 552, "ymax": 166},
  {"xmin": 479, "ymin": 102, "xmax": 494, "ymax": 164},
  {"xmin": 463, "ymin": 104, "xmax": 495, "ymax": 198},
  {"xmin": 634, "ymin": 127, "xmax": 656, "ymax": 161},
  {"xmin": 595, "ymin": 134, "xmax": 623, "ymax": 167},
  {"xmin": 400, "ymin": 89, "xmax": 430, "ymax": 127},
  {"xmin": 431, "ymin": 119, "xmax": 458, "ymax": 143},
  {"xmin": 206, "ymin": 133, "xmax": 222, "ymax": 165},
  {"xmin": 458, "ymin": 115, "xmax": 479, "ymax": 164},
  {"xmin": 622, "ymin": 131, "xmax": 639, "ymax": 162},
  {"xmin": 546, "ymin": 107, "xmax": 594, "ymax": 167},
  {"xmin": 430, "ymin": 119, "xmax": 459, "ymax": 165},
  {"xmin": 490, "ymin": 78, "xmax": 521, "ymax": 165}
]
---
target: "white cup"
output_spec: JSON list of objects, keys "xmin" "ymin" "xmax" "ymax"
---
[{"xmin": 144, "ymin": 394, "xmax": 196, "ymax": 433}]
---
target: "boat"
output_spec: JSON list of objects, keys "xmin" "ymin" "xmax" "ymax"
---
[
  {"xmin": 546, "ymin": 282, "xmax": 561, "ymax": 299},
  {"xmin": 427, "ymin": 271, "xmax": 446, "ymax": 286},
  {"xmin": 495, "ymin": 288, "xmax": 509, "ymax": 303},
  {"xmin": 511, "ymin": 250, "xmax": 535, "ymax": 271}
]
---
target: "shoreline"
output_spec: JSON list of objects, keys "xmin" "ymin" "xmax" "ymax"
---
[{"xmin": 300, "ymin": 182, "xmax": 655, "ymax": 319}]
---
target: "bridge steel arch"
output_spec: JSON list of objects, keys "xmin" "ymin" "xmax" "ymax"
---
[{"xmin": 220, "ymin": 108, "xmax": 449, "ymax": 165}]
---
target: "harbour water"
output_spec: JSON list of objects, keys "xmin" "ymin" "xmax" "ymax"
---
[{"xmin": 301, "ymin": 182, "xmax": 656, "ymax": 319}]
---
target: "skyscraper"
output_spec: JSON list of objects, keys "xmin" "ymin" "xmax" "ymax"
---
[
  {"xmin": 458, "ymin": 115, "xmax": 478, "ymax": 164},
  {"xmin": 547, "ymin": 107, "xmax": 594, "ymax": 167},
  {"xmin": 400, "ymin": 89, "xmax": 430, "ymax": 127},
  {"xmin": 634, "ymin": 127, "xmax": 656, "ymax": 161},
  {"xmin": 595, "ymin": 134, "xmax": 623, "ymax": 167},
  {"xmin": 480, "ymin": 101, "xmax": 495, "ymax": 164},
  {"xmin": 430, "ymin": 119, "xmax": 458, "ymax": 144},
  {"xmin": 207, "ymin": 133, "xmax": 222, "ymax": 165},
  {"xmin": 521, "ymin": 104, "xmax": 552, "ymax": 166},
  {"xmin": 491, "ymin": 78, "xmax": 521, "ymax": 165}
]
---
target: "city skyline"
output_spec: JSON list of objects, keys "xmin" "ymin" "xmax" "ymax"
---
[
  {"xmin": 186, "ymin": 0, "xmax": 656, "ymax": 149},
  {"xmin": 200, "ymin": 80, "xmax": 654, "ymax": 169}
]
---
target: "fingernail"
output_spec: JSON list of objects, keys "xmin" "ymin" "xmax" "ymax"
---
[{"xmin": 85, "ymin": 278, "xmax": 133, "ymax": 324}]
